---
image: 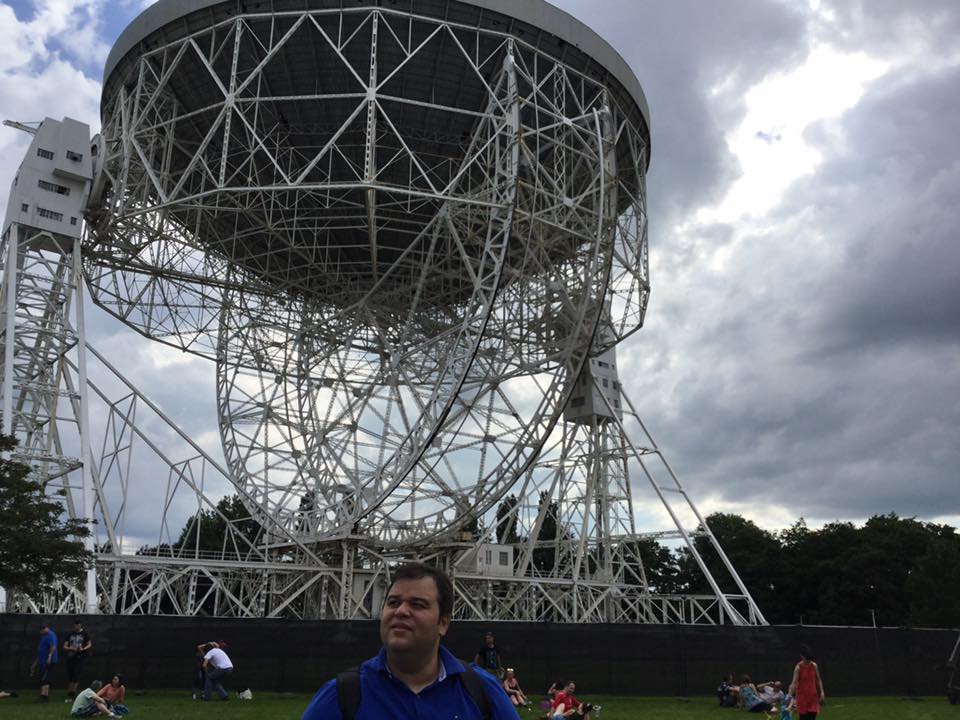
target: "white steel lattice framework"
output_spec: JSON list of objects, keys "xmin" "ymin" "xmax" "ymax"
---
[{"xmin": 0, "ymin": 0, "xmax": 766, "ymax": 624}]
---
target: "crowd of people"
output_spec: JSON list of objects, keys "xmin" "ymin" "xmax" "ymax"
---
[
  {"xmin": 18, "ymin": 618, "xmax": 132, "ymax": 717},
  {"xmin": 716, "ymin": 646, "xmax": 825, "ymax": 719},
  {"xmin": 470, "ymin": 630, "xmax": 596, "ymax": 717},
  {"xmin": 6, "ymin": 572, "xmax": 827, "ymax": 720},
  {"xmin": 17, "ymin": 618, "xmax": 239, "ymax": 711}
]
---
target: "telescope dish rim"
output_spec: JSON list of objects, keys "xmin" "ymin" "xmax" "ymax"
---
[{"xmin": 103, "ymin": 0, "xmax": 650, "ymax": 154}]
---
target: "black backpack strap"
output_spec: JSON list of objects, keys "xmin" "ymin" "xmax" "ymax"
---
[
  {"xmin": 337, "ymin": 661, "xmax": 490, "ymax": 720},
  {"xmin": 336, "ymin": 667, "xmax": 361, "ymax": 720},
  {"xmin": 459, "ymin": 663, "xmax": 492, "ymax": 720}
]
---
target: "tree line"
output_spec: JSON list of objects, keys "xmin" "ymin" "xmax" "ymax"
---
[{"xmin": 634, "ymin": 511, "xmax": 960, "ymax": 628}]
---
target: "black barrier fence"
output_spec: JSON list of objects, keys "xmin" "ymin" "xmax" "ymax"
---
[{"xmin": 1, "ymin": 615, "xmax": 956, "ymax": 697}]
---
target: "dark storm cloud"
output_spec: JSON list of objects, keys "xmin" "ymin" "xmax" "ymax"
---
[
  {"xmin": 553, "ymin": 0, "xmax": 809, "ymax": 226},
  {"xmin": 802, "ymin": 65, "xmax": 960, "ymax": 354},
  {"xmin": 573, "ymin": 1, "xmax": 960, "ymax": 525}
]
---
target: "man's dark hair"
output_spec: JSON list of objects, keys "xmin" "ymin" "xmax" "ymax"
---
[
  {"xmin": 388, "ymin": 562, "xmax": 454, "ymax": 619},
  {"xmin": 800, "ymin": 645, "xmax": 815, "ymax": 661}
]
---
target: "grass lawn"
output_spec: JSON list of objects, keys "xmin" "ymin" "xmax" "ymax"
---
[{"xmin": 0, "ymin": 693, "xmax": 957, "ymax": 719}]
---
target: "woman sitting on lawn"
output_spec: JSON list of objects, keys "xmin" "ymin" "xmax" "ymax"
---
[
  {"xmin": 502, "ymin": 668, "xmax": 532, "ymax": 708},
  {"xmin": 738, "ymin": 675, "xmax": 774, "ymax": 714},
  {"xmin": 97, "ymin": 674, "xmax": 129, "ymax": 716}
]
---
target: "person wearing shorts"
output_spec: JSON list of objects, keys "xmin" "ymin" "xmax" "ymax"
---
[{"xmin": 31, "ymin": 623, "xmax": 59, "ymax": 703}]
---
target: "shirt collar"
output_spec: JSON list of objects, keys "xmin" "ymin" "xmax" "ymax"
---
[{"xmin": 372, "ymin": 645, "xmax": 465, "ymax": 686}]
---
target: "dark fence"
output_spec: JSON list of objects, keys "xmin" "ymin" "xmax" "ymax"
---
[{"xmin": 1, "ymin": 615, "xmax": 956, "ymax": 697}]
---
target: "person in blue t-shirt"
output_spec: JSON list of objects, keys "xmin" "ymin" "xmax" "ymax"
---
[
  {"xmin": 31, "ymin": 623, "xmax": 59, "ymax": 703},
  {"xmin": 302, "ymin": 563, "xmax": 517, "ymax": 720}
]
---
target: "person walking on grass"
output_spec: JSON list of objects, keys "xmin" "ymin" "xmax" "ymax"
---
[
  {"xmin": 789, "ymin": 645, "xmax": 825, "ymax": 720},
  {"xmin": 302, "ymin": 562, "xmax": 516, "ymax": 720},
  {"xmin": 30, "ymin": 623, "xmax": 58, "ymax": 703}
]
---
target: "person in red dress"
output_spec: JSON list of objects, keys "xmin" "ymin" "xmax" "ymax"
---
[{"xmin": 789, "ymin": 645, "xmax": 825, "ymax": 720}]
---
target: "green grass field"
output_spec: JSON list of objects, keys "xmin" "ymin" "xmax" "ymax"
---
[{"xmin": 0, "ymin": 693, "xmax": 957, "ymax": 720}]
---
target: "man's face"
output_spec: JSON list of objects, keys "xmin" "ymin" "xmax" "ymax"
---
[
  {"xmin": 380, "ymin": 576, "xmax": 450, "ymax": 656},
  {"xmin": 565, "ymin": 682, "xmax": 576, "ymax": 694},
  {"xmin": 485, "ymin": 634, "xmax": 494, "ymax": 646},
  {"xmin": 40, "ymin": 626, "xmax": 48, "ymax": 636}
]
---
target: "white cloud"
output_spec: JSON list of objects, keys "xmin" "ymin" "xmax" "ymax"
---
[
  {"xmin": 697, "ymin": 45, "xmax": 889, "ymax": 227},
  {"xmin": 0, "ymin": 5, "xmax": 43, "ymax": 73},
  {"xmin": 0, "ymin": 1, "xmax": 104, "ymax": 225}
]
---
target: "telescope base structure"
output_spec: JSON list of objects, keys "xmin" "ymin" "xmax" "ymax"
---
[
  {"xmin": 0, "ymin": 223, "xmax": 764, "ymax": 625},
  {"xmin": 0, "ymin": 259, "xmax": 764, "ymax": 625},
  {"xmin": 3, "ymin": 549, "xmax": 763, "ymax": 626}
]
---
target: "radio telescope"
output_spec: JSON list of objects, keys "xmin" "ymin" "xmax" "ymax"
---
[{"xmin": 0, "ymin": 0, "xmax": 765, "ymax": 624}]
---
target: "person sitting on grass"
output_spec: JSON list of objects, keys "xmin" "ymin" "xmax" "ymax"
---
[
  {"xmin": 97, "ymin": 674, "xmax": 129, "ymax": 716},
  {"xmin": 717, "ymin": 674, "xmax": 739, "ymax": 707},
  {"xmin": 71, "ymin": 680, "xmax": 117, "ymax": 718},
  {"xmin": 758, "ymin": 680, "xmax": 785, "ymax": 706},
  {"xmin": 551, "ymin": 680, "xmax": 597, "ymax": 719},
  {"xmin": 502, "ymin": 668, "xmax": 532, "ymax": 709},
  {"xmin": 738, "ymin": 675, "xmax": 774, "ymax": 714}
]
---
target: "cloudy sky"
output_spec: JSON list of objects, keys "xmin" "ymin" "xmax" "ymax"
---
[{"xmin": 0, "ymin": 0, "xmax": 957, "ymax": 541}]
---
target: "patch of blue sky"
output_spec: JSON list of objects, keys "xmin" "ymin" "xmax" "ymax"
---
[{"xmin": 3, "ymin": 0, "xmax": 33, "ymax": 21}]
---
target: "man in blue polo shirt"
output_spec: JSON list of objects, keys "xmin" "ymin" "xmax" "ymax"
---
[
  {"xmin": 31, "ymin": 623, "xmax": 59, "ymax": 703},
  {"xmin": 302, "ymin": 563, "xmax": 516, "ymax": 720}
]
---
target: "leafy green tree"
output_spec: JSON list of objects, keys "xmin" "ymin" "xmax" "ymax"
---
[
  {"xmin": 533, "ymin": 491, "xmax": 561, "ymax": 574},
  {"xmin": 0, "ymin": 435, "xmax": 93, "ymax": 596},
  {"xmin": 675, "ymin": 512, "xmax": 784, "ymax": 618},
  {"xmin": 777, "ymin": 519, "xmax": 859, "ymax": 624},
  {"xmin": 495, "ymin": 494, "xmax": 522, "ymax": 545},
  {"xmin": 620, "ymin": 537, "xmax": 681, "ymax": 593},
  {"xmin": 174, "ymin": 494, "xmax": 262, "ymax": 558},
  {"xmin": 908, "ymin": 525, "xmax": 960, "ymax": 627}
]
